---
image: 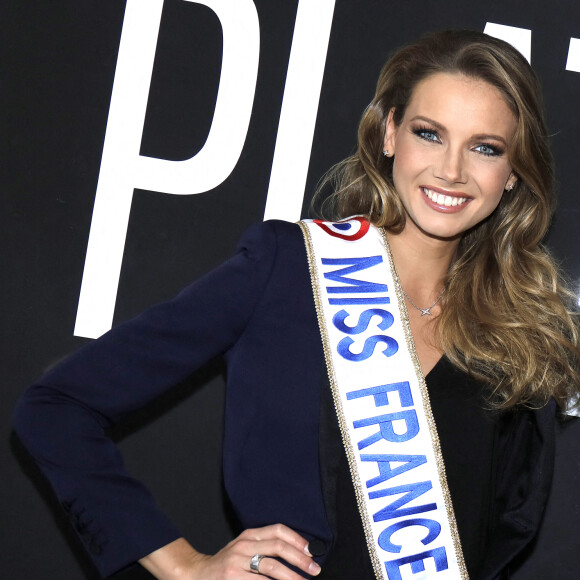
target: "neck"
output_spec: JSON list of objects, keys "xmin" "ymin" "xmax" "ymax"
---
[{"xmin": 387, "ymin": 225, "xmax": 459, "ymax": 298}]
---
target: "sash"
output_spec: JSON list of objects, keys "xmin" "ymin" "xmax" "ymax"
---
[{"xmin": 299, "ymin": 217, "xmax": 468, "ymax": 580}]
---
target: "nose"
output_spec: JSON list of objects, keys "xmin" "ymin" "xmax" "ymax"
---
[{"xmin": 435, "ymin": 145, "xmax": 466, "ymax": 184}]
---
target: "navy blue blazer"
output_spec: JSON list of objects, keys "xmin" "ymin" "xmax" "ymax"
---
[{"xmin": 14, "ymin": 220, "xmax": 556, "ymax": 579}]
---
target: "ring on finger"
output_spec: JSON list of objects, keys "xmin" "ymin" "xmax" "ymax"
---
[{"xmin": 250, "ymin": 554, "xmax": 264, "ymax": 573}]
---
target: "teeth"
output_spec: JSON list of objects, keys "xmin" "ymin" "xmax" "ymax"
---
[{"xmin": 423, "ymin": 188, "xmax": 467, "ymax": 207}]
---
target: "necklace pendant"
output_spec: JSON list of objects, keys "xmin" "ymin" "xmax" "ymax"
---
[{"xmin": 400, "ymin": 286, "xmax": 445, "ymax": 317}]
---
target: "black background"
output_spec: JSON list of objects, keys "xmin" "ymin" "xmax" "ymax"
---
[{"xmin": 4, "ymin": 1, "xmax": 580, "ymax": 578}]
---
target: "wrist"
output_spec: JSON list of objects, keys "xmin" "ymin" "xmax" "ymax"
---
[{"xmin": 139, "ymin": 538, "xmax": 205, "ymax": 580}]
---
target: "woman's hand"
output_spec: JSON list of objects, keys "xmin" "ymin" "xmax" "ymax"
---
[{"xmin": 140, "ymin": 524, "xmax": 322, "ymax": 579}]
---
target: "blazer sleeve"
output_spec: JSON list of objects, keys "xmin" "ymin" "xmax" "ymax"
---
[{"xmin": 13, "ymin": 220, "xmax": 284, "ymax": 578}]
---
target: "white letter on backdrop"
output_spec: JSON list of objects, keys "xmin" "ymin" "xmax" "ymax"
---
[
  {"xmin": 483, "ymin": 22, "xmax": 531, "ymax": 63},
  {"xmin": 566, "ymin": 38, "xmax": 580, "ymax": 72},
  {"xmin": 263, "ymin": 0, "xmax": 336, "ymax": 222},
  {"xmin": 74, "ymin": 0, "xmax": 259, "ymax": 338}
]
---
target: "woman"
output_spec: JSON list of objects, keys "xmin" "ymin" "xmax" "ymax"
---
[{"xmin": 14, "ymin": 30, "xmax": 580, "ymax": 579}]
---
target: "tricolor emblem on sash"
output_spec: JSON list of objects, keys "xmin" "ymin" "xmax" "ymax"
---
[{"xmin": 299, "ymin": 217, "xmax": 468, "ymax": 580}]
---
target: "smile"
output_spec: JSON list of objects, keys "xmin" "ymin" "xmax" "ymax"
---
[{"xmin": 422, "ymin": 187, "xmax": 469, "ymax": 207}]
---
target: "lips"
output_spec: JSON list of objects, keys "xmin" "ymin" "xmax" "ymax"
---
[{"xmin": 421, "ymin": 187, "xmax": 470, "ymax": 208}]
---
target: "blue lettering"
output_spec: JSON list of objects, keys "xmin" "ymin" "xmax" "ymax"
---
[
  {"xmin": 384, "ymin": 547, "xmax": 448, "ymax": 579},
  {"xmin": 337, "ymin": 335, "xmax": 398, "ymax": 361},
  {"xmin": 322, "ymin": 256, "xmax": 388, "ymax": 294},
  {"xmin": 333, "ymin": 308, "xmax": 394, "ymax": 335},
  {"xmin": 347, "ymin": 382, "xmax": 413, "ymax": 408},
  {"xmin": 370, "ymin": 481, "xmax": 436, "ymax": 521},
  {"xmin": 378, "ymin": 518, "xmax": 441, "ymax": 553},
  {"xmin": 361, "ymin": 454, "xmax": 426, "ymax": 487},
  {"xmin": 354, "ymin": 410, "xmax": 419, "ymax": 448}
]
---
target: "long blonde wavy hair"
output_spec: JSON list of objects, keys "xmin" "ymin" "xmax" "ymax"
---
[{"xmin": 314, "ymin": 30, "xmax": 580, "ymax": 409}]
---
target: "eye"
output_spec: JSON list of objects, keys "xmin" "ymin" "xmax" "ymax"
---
[
  {"xmin": 412, "ymin": 127, "xmax": 441, "ymax": 143},
  {"xmin": 473, "ymin": 143, "xmax": 504, "ymax": 157}
]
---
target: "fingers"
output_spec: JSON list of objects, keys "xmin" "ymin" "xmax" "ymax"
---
[
  {"xmin": 242, "ymin": 523, "xmax": 311, "ymax": 555},
  {"xmin": 196, "ymin": 524, "xmax": 322, "ymax": 580},
  {"xmin": 236, "ymin": 524, "xmax": 322, "ymax": 578},
  {"xmin": 248, "ymin": 555, "xmax": 320, "ymax": 579}
]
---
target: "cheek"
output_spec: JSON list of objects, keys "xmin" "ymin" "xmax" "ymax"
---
[
  {"xmin": 479, "ymin": 166, "xmax": 511, "ymax": 201},
  {"xmin": 476, "ymin": 173, "xmax": 506, "ymax": 218},
  {"xmin": 391, "ymin": 142, "xmax": 427, "ymax": 187}
]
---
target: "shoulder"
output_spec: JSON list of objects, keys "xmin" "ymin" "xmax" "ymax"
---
[
  {"xmin": 234, "ymin": 219, "xmax": 307, "ymax": 265},
  {"xmin": 236, "ymin": 219, "xmax": 304, "ymax": 248}
]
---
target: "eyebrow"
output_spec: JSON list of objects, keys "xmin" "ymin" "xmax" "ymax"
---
[{"xmin": 409, "ymin": 115, "xmax": 509, "ymax": 146}]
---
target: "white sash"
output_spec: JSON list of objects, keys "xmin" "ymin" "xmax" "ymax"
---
[{"xmin": 299, "ymin": 217, "xmax": 468, "ymax": 580}]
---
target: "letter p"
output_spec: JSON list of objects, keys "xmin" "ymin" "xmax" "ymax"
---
[{"xmin": 74, "ymin": 0, "xmax": 259, "ymax": 338}]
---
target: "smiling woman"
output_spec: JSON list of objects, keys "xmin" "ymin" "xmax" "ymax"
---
[
  {"xmin": 14, "ymin": 29, "xmax": 580, "ymax": 580},
  {"xmin": 384, "ymin": 73, "xmax": 517, "ymax": 241}
]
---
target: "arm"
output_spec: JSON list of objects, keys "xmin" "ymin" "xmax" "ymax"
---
[{"xmin": 13, "ymin": 222, "xmax": 302, "ymax": 577}]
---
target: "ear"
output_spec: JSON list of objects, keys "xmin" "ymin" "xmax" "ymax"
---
[
  {"xmin": 505, "ymin": 172, "xmax": 518, "ymax": 191},
  {"xmin": 383, "ymin": 108, "xmax": 398, "ymax": 156}
]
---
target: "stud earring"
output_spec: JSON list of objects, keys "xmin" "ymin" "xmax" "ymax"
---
[
  {"xmin": 383, "ymin": 149, "xmax": 390, "ymax": 157},
  {"xmin": 506, "ymin": 183, "xmax": 514, "ymax": 191}
]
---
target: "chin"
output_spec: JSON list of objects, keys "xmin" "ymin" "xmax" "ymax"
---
[
  {"xmin": 421, "ymin": 228, "xmax": 464, "ymax": 242},
  {"xmin": 409, "ymin": 214, "xmax": 469, "ymax": 241}
]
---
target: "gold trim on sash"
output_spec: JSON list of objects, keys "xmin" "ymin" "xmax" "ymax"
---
[{"xmin": 299, "ymin": 219, "xmax": 469, "ymax": 580}]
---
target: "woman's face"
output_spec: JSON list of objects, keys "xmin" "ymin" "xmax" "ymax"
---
[{"xmin": 384, "ymin": 72, "xmax": 518, "ymax": 241}]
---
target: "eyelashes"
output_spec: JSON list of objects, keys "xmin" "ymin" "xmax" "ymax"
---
[
  {"xmin": 473, "ymin": 143, "xmax": 504, "ymax": 157},
  {"xmin": 412, "ymin": 126, "xmax": 441, "ymax": 143},
  {"xmin": 411, "ymin": 125, "xmax": 505, "ymax": 157}
]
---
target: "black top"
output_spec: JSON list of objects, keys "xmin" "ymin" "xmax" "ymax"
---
[{"xmin": 319, "ymin": 355, "xmax": 498, "ymax": 579}]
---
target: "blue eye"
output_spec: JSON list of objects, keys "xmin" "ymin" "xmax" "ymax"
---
[
  {"xmin": 412, "ymin": 127, "xmax": 440, "ymax": 143},
  {"xmin": 474, "ymin": 143, "xmax": 503, "ymax": 157}
]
